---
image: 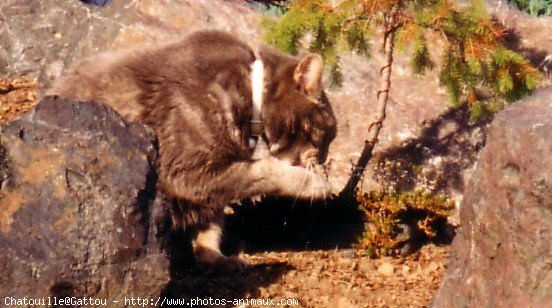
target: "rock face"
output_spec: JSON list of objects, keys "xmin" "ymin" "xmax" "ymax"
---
[
  {"xmin": 432, "ymin": 88, "xmax": 552, "ymax": 307},
  {"xmin": 0, "ymin": 0, "xmax": 260, "ymax": 88},
  {"xmin": 0, "ymin": 96, "xmax": 171, "ymax": 303}
]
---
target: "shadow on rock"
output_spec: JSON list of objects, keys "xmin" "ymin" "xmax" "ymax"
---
[
  {"xmin": 372, "ymin": 105, "xmax": 489, "ymax": 195},
  {"xmin": 500, "ymin": 19, "xmax": 552, "ymax": 75}
]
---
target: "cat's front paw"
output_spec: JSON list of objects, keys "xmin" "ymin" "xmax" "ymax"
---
[{"xmin": 254, "ymin": 157, "xmax": 332, "ymax": 200}]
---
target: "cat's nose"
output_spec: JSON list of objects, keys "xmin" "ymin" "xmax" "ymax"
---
[{"xmin": 301, "ymin": 149, "xmax": 319, "ymax": 165}]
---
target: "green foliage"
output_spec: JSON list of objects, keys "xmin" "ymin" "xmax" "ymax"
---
[
  {"xmin": 412, "ymin": 0, "xmax": 541, "ymax": 117},
  {"xmin": 247, "ymin": 0, "xmax": 290, "ymax": 15},
  {"xmin": 263, "ymin": 9, "xmax": 307, "ymax": 55},
  {"xmin": 411, "ymin": 33, "xmax": 435, "ymax": 75},
  {"xmin": 263, "ymin": 0, "xmax": 372, "ymax": 86},
  {"xmin": 508, "ymin": 0, "xmax": 552, "ymax": 16},
  {"xmin": 490, "ymin": 46, "xmax": 541, "ymax": 101},
  {"xmin": 468, "ymin": 100, "xmax": 488, "ymax": 120},
  {"xmin": 263, "ymin": 0, "xmax": 541, "ymax": 117},
  {"xmin": 356, "ymin": 190, "xmax": 454, "ymax": 258}
]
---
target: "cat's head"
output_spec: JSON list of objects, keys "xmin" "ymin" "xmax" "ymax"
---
[{"xmin": 260, "ymin": 50, "xmax": 337, "ymax": 168}]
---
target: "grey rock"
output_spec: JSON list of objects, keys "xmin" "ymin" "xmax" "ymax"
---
[
  {"xmin": 0, "ymin": 0, "xmax": 260, "ymax": 88},
  {"xmin": 432, "ymin": 88, "xmax": 552, "ymax": 307},
  {"xmin": 0, "ymin": 0, "xmax": 133, "ymax": 85},
  {"xmin": 0, "ymin": 96, "xmax": 171, "ymax": 304}
]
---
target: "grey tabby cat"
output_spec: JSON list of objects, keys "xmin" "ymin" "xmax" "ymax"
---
[{"xmin": 48, "ymin": 30, "xmax": 337, "ymax": 270}]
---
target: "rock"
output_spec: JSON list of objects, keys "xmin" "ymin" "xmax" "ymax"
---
[
  {"xmin": 359, "ymin": 258, "xmax": 375, "ymax": 274},
  {"xmin": 0, "ymin": 96, "xmax": 171, "ymax": 303},
  {"xmin": 0, "ymin": 0, "xmax": 260, "ymax": 88},
  {"xmin": 341, "ymin": 248, "xmax": 356, "ymax": 259},
  {"xmin": 432, "ymin": 88, "xmax": 552, "ymax": 307},
  {"xmin": 332, "ymin": 296, "xmax": 355, "ymax": 308},
  {"xmin": 377, "ymin": 262, "xmax": 395, "ymax": 277},
  {"xmin": 425, "ymin": 261, "xmax": 440, "ymax": 274},
  {"xmin": 401, "ymin": 265, "xmax": 411, "ymax": 278}
]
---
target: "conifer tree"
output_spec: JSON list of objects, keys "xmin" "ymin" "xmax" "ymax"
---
[{"xmin": 263, "ymin": 0, "xmax": 540, "ymax": 197}]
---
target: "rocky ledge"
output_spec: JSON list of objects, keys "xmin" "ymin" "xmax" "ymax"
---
[
  {"xmin": 432, "ymin": 88, "xmax": 552, "ymax": 307},
  {"xmin": 0, "ymin": 96, "xmax": 172, "ymax": 304}
]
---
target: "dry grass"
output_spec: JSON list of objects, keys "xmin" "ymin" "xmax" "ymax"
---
[{"xmin": 0, "ymin": 77, "xmax": 38, "ymax": 123}]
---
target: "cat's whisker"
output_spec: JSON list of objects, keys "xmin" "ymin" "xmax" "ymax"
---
[
  {"xmin": 308, "ymin": 162, "xmax": 320, "ymax": 207},
  {"xmin": 291, "ymin": 162, "xmax": 311, "ymax": 209}
]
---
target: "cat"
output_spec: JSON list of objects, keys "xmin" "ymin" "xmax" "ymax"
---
[{"xmin": 47, "ymin": 30, "xmax": 337, "ymax": 271}]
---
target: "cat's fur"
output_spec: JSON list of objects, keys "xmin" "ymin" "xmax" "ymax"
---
[{"xmin": 47, "ymin": 30, "xmax": 337, "ymax": 270}]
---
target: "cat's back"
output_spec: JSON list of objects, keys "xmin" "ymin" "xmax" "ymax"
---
[
  {"xmin": 48, "ymin": 30, "xmax": 256, "ymax": 123},
  {"xmin": 47, "ymin": 47, "xmax": 148, "ymax": 122}
]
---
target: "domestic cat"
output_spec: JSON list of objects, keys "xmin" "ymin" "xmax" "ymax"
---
[{"xmin": 47, "ymin": 30, "xmax": 337, "ymax": 270}]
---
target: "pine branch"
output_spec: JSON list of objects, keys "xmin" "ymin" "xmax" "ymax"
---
[
  {"xmin": 340, "ymin": 1, "xmax": 402, "ymax": 199},
  {"xmin": 264, "ymin": 0, "xmax": 541, "ymax": 195}
]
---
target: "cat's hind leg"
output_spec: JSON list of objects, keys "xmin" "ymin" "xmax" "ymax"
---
[{"xmin": 192, "ymin": 219, "xmax": 246, "ymax": 272}]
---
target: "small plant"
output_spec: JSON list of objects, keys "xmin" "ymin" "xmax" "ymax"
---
[
  {"xmin": 356, "ymin": 189, "xmax": 454, "ymax": 258},
  {"xmin": 247, "ymin": 0, "xmax": 289, "ymax": 15},
  {"xmin": 508, "ymin": 0, "xmax": 552, "ymax": 17}
]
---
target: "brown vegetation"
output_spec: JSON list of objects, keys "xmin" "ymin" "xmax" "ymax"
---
[{"xmin": 0, "ymin": 78, "xmax": 38, "ymax": 123}]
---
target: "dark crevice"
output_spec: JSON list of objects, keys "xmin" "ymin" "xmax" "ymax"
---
[
  {"xmin": 136, "ymin": 163, "xmax": 159, "ymax": 248},
  {"xmin": 50, "ymin": 282, "xmax": 76, "ymax": 307},
  {"xmin": 224, "ymin": 196, "xmax": 365, "ymax": 253}
]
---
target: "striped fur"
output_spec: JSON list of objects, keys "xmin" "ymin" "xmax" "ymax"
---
[{"xmin": 48, "ymin": 30, "xmax": 337, "ymax": 270}]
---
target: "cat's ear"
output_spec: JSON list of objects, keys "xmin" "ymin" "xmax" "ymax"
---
[{"xmin": 293, "ymin": 54, "xmax": 323, "ymax": 95}]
